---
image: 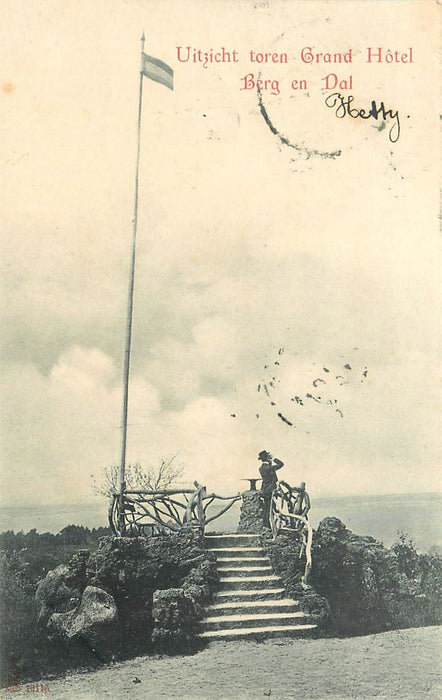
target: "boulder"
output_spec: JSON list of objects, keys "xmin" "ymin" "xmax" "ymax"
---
[
  {"xmin": 47, "ymin": 586, "xmax": 117, "ymax": 660},
  {"xmin": 35, "ymin": 565, "xmax": 80, "ymax": 625},
  {"xmin": 35, "ymin": 549, "xmax": 91, "ymax": 625},
  {"xmin": 151, "ymin": 588, "xmax": 199, "ymax": 652},
  {"xmin": 297, "ymin": 589, "xmax": 331, "ymax": 627},
  {"xmin": 69, "ymin": 586, "xmax": 117, "ymax": 637}
]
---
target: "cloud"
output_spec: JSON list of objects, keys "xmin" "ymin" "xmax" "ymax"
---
[
  {"xmin": 1, "ymin": 1, "xmax": 440, "ymax": 517},
  {"xmin": 0, "ymin": 346, "xmax": 158, "ymax": 504}
]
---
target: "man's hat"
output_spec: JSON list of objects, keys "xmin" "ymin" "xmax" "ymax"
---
[{"xmin": 258, "ymin": 450, "xmax": 270, "ymax": 460}]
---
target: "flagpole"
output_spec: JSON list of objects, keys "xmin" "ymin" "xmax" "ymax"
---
[{"xmin": 118, "ymin": 32, "xmax": 146, "ymax": 533}]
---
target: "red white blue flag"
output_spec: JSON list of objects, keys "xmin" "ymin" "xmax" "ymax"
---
[{"xmin": 141, "ymin": 53, "xmax": 173, "ymax": 90}]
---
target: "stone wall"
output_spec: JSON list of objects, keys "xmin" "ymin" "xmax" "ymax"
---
[
  {"xmin": 261, "ymin": 530, "xmax": 330, "ymax": 627},
  {"xmin": 237, "ymin": 490, "xmax": 267, "ymax": 533}
]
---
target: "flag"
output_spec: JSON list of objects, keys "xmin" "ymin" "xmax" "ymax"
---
[{"xmin": 141, "ymin": 53, "xmax": 173, "ymax": 90}]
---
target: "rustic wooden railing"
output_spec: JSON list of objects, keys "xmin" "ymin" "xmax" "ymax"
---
[
  {"xmin": 109, "ymin": 481, "xmax": 241, "ymax": 536},
  {"xmin": 269, "ymin": 480, "xmax": 313, "ymax": 587}
]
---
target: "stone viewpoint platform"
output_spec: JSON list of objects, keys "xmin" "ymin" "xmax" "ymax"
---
[{"xmin": 199, "ymin": 532, "xmax": 316, "ymax": 641}]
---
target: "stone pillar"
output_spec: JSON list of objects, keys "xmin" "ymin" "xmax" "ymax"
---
[{"xmin": 237, "ymin": 490, "xmax": 266, "ymax": 533}]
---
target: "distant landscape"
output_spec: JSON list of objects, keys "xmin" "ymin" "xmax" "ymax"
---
[
  {"xmin": 1, "ymin": 492, "xmax": 440, "ymax": 689},
  {"xmin": 1, "ymin": 491, "xmax": 440, "ymax": 552}
]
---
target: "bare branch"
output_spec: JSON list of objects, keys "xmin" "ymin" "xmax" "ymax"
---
[{"xmin": 91, "ymin": 456, "xmax": 184, "ymax": 500}]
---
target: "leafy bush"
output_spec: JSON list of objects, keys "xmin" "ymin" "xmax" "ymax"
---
[
  {"xmin": 0, "ymin": 551, "xmax": 65, "ymax": 687},
  {"xmin": 391, "ymin": 532, "xmax": 420, "ymax": 578}
]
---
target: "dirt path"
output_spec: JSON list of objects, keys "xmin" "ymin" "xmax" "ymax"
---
[{"xmin": 2, "ymin": 627, "xmax": 441, "ymax": 699}]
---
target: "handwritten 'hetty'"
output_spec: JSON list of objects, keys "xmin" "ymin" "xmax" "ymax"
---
[{"xmin": 325, "ymin": 92, "xmax": 401, "ymax": 143}]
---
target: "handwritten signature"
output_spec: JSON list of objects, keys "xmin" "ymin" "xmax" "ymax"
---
[{"xmin": 325, "ymin": 92, "xmax": 400, "ymax": 143}]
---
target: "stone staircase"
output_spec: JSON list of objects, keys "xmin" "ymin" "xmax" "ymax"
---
[{"xmin": 199, "ymin": 533, "xmax": 317, "ymax": 641}]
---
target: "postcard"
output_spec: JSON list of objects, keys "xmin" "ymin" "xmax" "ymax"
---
[{"xmin": 1, "ymin": 1, "xmax": 440, "ymax": 696}]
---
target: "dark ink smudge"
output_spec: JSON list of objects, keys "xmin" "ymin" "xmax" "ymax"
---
[
  {"xmin": 278, "ymin": 412, "xmax": 293, "ymax": 426},
  {"xmin": 257, "ymin": 85, "xmax": 341, "ymax": 160}
]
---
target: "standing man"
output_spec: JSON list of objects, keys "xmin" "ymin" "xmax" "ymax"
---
[{"xmin": 258, "ymin": 450, "xmax": 284, "ymax": 527}]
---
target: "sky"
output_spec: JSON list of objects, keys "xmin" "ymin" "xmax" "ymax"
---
[{"xmin": 1, "ymin": 0, "xmax": 440, "ymax": 515}]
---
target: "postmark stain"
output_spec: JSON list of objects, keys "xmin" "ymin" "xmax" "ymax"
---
[{"xmin": 257, "ymin": 85, "xmax": 341, "ymax": 160}]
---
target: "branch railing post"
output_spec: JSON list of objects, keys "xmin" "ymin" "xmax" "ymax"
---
[{"xmin": 269, "ymin": 481, "xmax": 313, "ymax": 587}]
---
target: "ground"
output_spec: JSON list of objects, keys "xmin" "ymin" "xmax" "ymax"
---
[{"xmin": 3, "ymin": 626, "xmax": 441, "ymax": 699}]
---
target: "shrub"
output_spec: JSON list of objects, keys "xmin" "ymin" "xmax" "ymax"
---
[{"xmin": 0, "ymin": 552, "xmax": 58, "ymax": 687}]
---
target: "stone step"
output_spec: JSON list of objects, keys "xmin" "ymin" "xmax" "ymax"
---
[
  {"xmin": 204, "ymin": 534, "xmax": 261, "ymax": 548},
  {"xmin": 201, "ymin": 533, "xmax": 314, "ymax": 643},
  {"xmin": 216, "ymin": 565, "xmax": 274, "ymax": 577},
  {"xmin": 198, "ymin": 623, "xmax": 317, "ymax": 641},
  {"xmin": 216, "ymin": 557, "xmax": 269, "ymax": 568},
  {"xmin": 218, "ymin": 575, "xmax": 281, "ymax": 591},
  {"xmin": 201, "ymin": 611, "xmax": 308, "ymax": 631},
  {"xmin": 206, "ymin": 598, "xmax": 300, "ymax": 615},
  {"xmin": 214, "ymin": 588, "xmax": 286, "ymax": 603},
  {"xmin": 207, "ymin": 547, "xmax": 264, "ymax": 558}
]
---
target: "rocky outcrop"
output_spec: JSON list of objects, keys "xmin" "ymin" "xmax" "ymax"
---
[
  {"xmin": 262, "ymin": 531, "xmax": 305, "ymax": 590},
  {"xmin": 151, "ymin": 552, "xmax": 219, "ymax": 652},
  {"xmin": 260, "ymin": 517, "xmax": 442, "ymax": 635},
  {"xmin": 152, "ymin": 588, "xmax": 199, "ymax": 652},
  {"xmin": 35, "ymin": 529, "xmax": 218, "ymax": 658},
  {"xmin": 261, "ymin": 530, "xmax": 330, "ymax": 627},
  {"xmin": 311, "ymin": 517, "xmax": 442, "ymax": 635},
  {"xmin": 33, "ymin": 517, "xmax": 441, "ymax": 664}
]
